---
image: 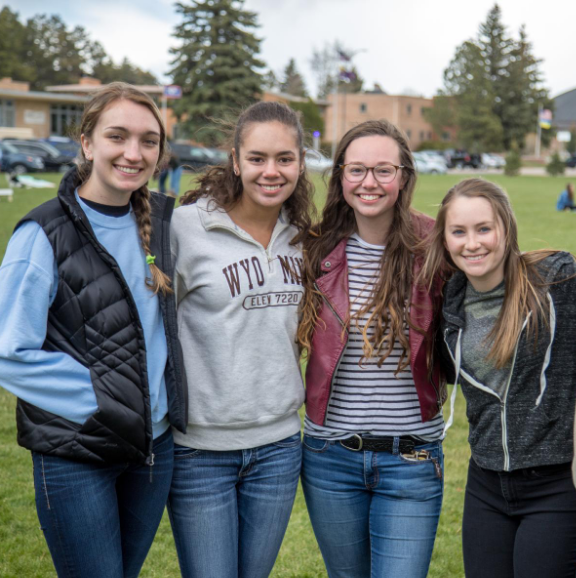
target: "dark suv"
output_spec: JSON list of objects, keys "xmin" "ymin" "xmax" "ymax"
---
[
  {"xmin": 0, "ymin": 141, "xmax": 45, "ymax": 174},
  {"xmin": 4, "ymin": 139, "xmax": 73, "ymax": 172},
  {"xmin": 565, "ymin": 154, "xmax": 576, "ymax": 168},
  {"xmin": 169, "ymin": 143, "xmax": 225, "ymax": 171},
  {"xmin": 445, "ymin": 149, "xmax": 482, "ymax": 169}
]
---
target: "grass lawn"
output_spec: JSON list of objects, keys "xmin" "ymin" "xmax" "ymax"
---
[{"xmin": 0, "ymin": 170, "xmax": 574, "ymax": 576}]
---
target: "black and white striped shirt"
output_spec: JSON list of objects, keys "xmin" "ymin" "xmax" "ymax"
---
[{"xmin": 305, "ymin": 235, "xmax": 444, "ymax": 440}]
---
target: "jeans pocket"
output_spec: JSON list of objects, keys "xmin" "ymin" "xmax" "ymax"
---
[
  {"xmin": 173, "ymin": 444, "xmax": 202, "ymax": 460},
  {"xmin": 272, "ymin": 433, "xmax": 302, "ymax": 448},
  {"xmin": 302, "ymin": 435, "xmax": 331, "ymax": 453},
  {"xmin": 398, "ymin": 442, "xmax": 443, "ymax": 479}
]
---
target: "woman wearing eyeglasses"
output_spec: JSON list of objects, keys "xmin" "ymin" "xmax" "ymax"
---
[{"xmin": 297, "ymin": 120, "xmax": 446, "ymax": 578}]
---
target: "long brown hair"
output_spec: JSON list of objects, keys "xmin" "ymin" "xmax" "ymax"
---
[
  {"xmin": 419, "ymin": 178, "xmax": 556, "ymax": 368},
  {"xmin": 298, "ymin": 119, "xmax": 422, "ymax": 371},
  {"xmin": 179, "ymin": 101, "xmax": 315, "ymax": 242},
  {"xmin": 76, "ymin": 82, "xmax": 171, "ymax": 295}
]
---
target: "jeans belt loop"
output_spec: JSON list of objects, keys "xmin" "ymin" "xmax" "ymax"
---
[{"xmin": 393, "ymin": 436, "xmax": 400, "ymax": 455}]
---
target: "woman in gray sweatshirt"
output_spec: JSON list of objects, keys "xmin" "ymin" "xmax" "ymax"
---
[
  {"xmin": 421, "ymin": 178, "xmax": 576, "ymax": 578},
  {"xmin": 167, "ymin": 102, "xmax": 315, "ymax": 578}
]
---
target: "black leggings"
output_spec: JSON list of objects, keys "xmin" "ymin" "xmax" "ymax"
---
[{"xmin": 462, "ymin": 457, "xmax": 576, "ymax": 578}]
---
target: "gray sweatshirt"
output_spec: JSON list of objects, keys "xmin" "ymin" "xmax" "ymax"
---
[{"xmin": 170, "ymin": 196, "xmax": 305, "ymax": 450}]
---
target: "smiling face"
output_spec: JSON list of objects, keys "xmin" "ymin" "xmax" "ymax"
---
[
  {"xmin": 444, "ymin": 195, "xmax": 507, "ymax": 292},
  {"xmin": 341, "ymin": 135, "xmax": 404, "ymax": 244},
  {"xmin": 232, "ymin": 120, "xmax": 302, "ymax": 217},
  {"xmin": 80, "ymin": 99, "xmax": 161, "ymax": 205}
]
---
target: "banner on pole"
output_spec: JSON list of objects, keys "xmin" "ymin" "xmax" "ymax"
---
[
  {"xmin": 163, "ymin": 85, "xmax": 182, "ymax": 99},
  {"xmin": 539, "ymin": 109, "xmax": 552, "ymax": 130}
]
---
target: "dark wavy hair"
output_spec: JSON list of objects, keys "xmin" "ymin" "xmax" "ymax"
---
[
  {"xmin": 298, "ymin": 119, "xmax": 425, "ymax": 372},
  {"xmin": 180, "ymin": 101, "xmax": 315, "ymax": 242}
]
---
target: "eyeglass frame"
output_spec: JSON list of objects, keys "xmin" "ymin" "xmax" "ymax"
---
[{"xmin": 339, "ymin": 163, "xmax": 405, "ymax": 184}]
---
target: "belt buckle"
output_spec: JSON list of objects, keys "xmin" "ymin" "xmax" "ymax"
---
[{"xmin": 348, "ymin": 434, "xmax": 363, "ymax": 451}]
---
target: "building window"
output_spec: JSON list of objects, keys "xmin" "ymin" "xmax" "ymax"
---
[
  {"xmin": 406, "ymin": 129, "xmax": 412, "ymax": 139},
  {"xmin": 442, "ymin": 131, "xmax": 451, "ymax": 142},
  {"xmin": 428, "ymin": 131, "xmax": 432, "ymax": 140},
  {"xmin": 419, "ymin": 131, "xmax": 425, "ymax": 140},
  {"xmin": 406, "ymin": 104, "xmax": 412, "ymax": 115},
  {"xmin": 0, "ymin": 99, "xmax": 15, "ymax": 127},
  {"xmin": 50, "ymin": 104, "xmax": 83, "ymax": 136},
  {"xmin": 360, "ymin": 103, "xmax": 367, "ymax": 113}
]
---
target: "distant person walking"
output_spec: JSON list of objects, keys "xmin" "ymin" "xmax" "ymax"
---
[{"xmin": 556, "ymin": 182, "xmax": 575, "ymax": 211}]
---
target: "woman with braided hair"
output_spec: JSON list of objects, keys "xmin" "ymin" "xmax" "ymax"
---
[{"xmin": 0, "ymin": 82, "xmax": 187, "ymax": 577}]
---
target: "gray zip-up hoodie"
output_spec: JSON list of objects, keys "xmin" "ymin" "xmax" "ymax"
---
[
  {"xmin": 170, "ymin": 197, "xmax": 305, "ymax": 450},
  {"xmin": 442, "ymin": 252, "xmax": 576, "ymax": 472}
]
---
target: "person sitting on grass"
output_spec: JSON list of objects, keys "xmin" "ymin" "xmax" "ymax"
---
[{"xmin": 556, "ymin": 182, "xmax": 576, "ymax": 211}]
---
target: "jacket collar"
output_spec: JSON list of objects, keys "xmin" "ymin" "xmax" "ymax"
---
[
  {"xmin": 320, "ymin": 238, "xmax": 348, "ymax": 274},
  {"xmin": 442, "ymin": 270, "xmax": 468, "ymax": 329}
]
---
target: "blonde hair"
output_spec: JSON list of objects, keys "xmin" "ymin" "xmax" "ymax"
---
[
  {"xmin": 298, "ymin": 120, "xmax": 424, "ymax": 372},
  {"xmin": 419, "ymin": 178, "xmax": 555, "ymax": 368},
  {"xmin": 76, "ymin": 82, "xmax": 172, "ymax": 295}
]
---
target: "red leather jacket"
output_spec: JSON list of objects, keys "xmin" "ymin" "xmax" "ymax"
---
[{"xmin": 305, "ymin": 212, "xmax": 446, "ymax": 426}]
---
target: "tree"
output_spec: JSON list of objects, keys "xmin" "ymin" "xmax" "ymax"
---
[
  {"xmin": 0, "ymin": 7, "xmax": 35, "ymax": 83},
  {"xmin": 567, "ymin": 128, "xmax": 576, "ymax": 156},
  {"xmin": 168, "ymin": 0, "xmax": 264, "ymax": 146},
  {"xmin": 428, "ymin": 4, "xmax": 550, "ymax": 151},
  {"xmin": 23, "ymin": 15, "xmax": 86, "ymax": 89},
  {"xmin": 310, "ymin": 41, "xmax": 364, "ymax": 99},
  {"xmin": 280, "ymin": 58, "xmax": 307, "ymax": 97},
  {"xmin": 288, "ymin": 99, "xmax": 324, "ymax": 138},
  {"xmin": 546, "ymin": 152, "xmax": 565, "ymax": 176}
]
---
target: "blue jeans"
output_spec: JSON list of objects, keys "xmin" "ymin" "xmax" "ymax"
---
[
  {"xmin": 168, "ymin": 433, "xmax": 302, "ymax": 578},
  {"xmin": 301, "ymin": 436, "xmax": 444, "ymax": 578},
  {"xmin": 170, "ymin": 166, "xmax": 183, "ymax": 196},
  {"xmin": 32, "ymin": 429, "xmax": 174, "ymax": 578}
]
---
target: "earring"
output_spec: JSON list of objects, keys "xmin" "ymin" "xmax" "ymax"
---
[
  {"xmin": 85, "ymin": 152, "xmax": 92, "ymax": 160},
  {"xmin": 234, "ymin": 168, "xmax": 239, "ymax": 176}
]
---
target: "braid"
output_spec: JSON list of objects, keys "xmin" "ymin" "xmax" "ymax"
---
[{"xmin": 131, "ymin": 187, "xmax": 173, "ymax": 295}]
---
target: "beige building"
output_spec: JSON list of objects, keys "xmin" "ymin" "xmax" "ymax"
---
[
  {"xmin": 324, "ymin": 92, "xmax": 454, "ymax": 149},
  {"xmin": 0, "ymin": 77, "xmax": 90, "ymax": 139},
  {"xmin": 0, "ymin": 77, "xmax": 180, "ymax": 139}
]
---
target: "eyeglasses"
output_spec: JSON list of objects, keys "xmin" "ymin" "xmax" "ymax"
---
[{"xmin": 339, "ymin": 163, "xmax": 404, "ymax": 184}]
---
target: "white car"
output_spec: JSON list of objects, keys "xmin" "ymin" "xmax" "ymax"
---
[
  {"xmin": 413, "ymin": 152, "xmax": 447, "ymax": 174},
  {"xmin": 305, "ymin": 149, "xmax": 333, "ymax": 172},
  {"xmin": 481, "ymin": 153, "xmax": 506, "ymax": 169}
]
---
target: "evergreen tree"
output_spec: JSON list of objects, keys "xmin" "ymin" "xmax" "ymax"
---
[
  {"xmin": 261, "ymin": 69, "xmax": 279, "ymax": 92},
  {"xmin": 169, "ymin": 0, "xmax": 264, "ymax": 146},
  {"xmin": 428, "ymin": 4, "xmax": 549, "ymax": 151},
  {"xmin": 280, "ymin": 58, "xmax": 307, "ymax": 97}
]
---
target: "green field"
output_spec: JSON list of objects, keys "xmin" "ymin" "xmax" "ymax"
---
[{"xmin": 0, "ymin": 171, "xmax": 574, "ymax": 577}]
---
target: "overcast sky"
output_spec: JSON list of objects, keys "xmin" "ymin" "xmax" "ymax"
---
[{"xmin": 9, "ymin": 0, "xmax": 576, "ymax": 99}]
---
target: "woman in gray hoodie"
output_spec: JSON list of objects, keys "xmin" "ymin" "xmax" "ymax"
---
[
  {"xmin": 421, "ymin": 178, "xmax": 576, "ymax": 578},
  {"xmin": 167, "ymin": 102, "xmax": 315, "ymax": 578}
]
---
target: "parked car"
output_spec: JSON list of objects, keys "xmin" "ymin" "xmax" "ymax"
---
[
  {"xmin": 41, "ymin": 136, "xmax": 80, "ymax": 162},
  {"xmin": 305, "ymin": 149, "xmax": 333, "ymax": 172},
  {"xmin": 4, "ymin": 139, "xmax": 73, "ymax": 172},
  {"xmin": 0, "ymin": 141, "xmax": 45, "ymax": 174},
  {"xmin": 169, "ymin": 142, "xmax": 220, "ymax": 171},
  {"xmin": 481, "ymin": 153, "xmax": 506, "ymax": 169},
  {"xmin": 444, "ymin": 149, "xmax": 482, "ymax": 169},
  {"xmin": 566, "ymin": 154, "xmax": 576, "ymax": 168},
  {"xmin": 413, "ymin": 152, "xmax": 447, "ymax": 174},
  {"xmin": 205, "ymin": 148, "xmax": 228, "ymax": 165},
  {"xmin": 418, "ymin": 150, "xmax": 449, "ymax": 167}
]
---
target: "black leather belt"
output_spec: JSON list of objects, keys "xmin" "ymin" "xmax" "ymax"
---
[{"xmin": 340, "ymin": 434, "xmax": 417, "ymax": 453}]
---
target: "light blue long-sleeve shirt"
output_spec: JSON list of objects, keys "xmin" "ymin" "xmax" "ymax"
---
[{"xmin": 0, "ymin": 194, "xmax": 169, "ymax": 438}]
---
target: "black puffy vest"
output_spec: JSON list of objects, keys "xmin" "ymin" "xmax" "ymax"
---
[{"xmin": 14, "ymin": 168, "xmax": 187, "ymax": 464}]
